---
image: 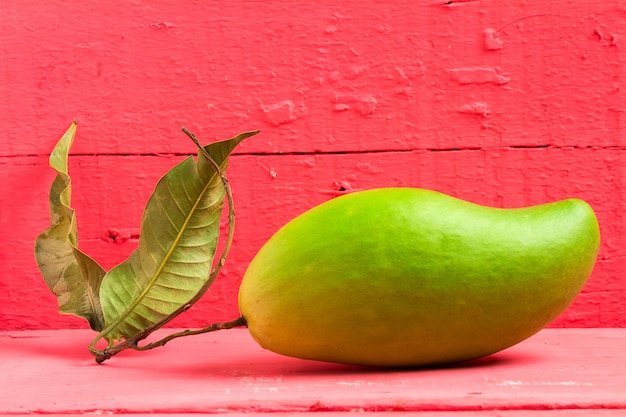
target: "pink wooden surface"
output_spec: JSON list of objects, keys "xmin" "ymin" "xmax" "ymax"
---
[
  {"xmin": 1, "ymin": 328, "xmax": 625, "ymax": 415},
  {"xmin": 1, "ymin": 1, "xmax": 625, "ymax": 330}
]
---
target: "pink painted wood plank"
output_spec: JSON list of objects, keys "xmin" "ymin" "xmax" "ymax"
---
[
  {"xmin": 143, "ymin": 413, "xmax": 626, "ymax": 417},
  {"xmin": 0, "ymin": 329, "xmax": 624, "ymax": 415},
  {"xmin": 2, "ymin": 146, "xmax": 625, "ymax": 330},
  {"xmin": 1, "ymin": 1, "xmax": 624, "ymax": 156},
  {"xmin": 3, "ymin": 413, "xmax": 625, "ymax": 417}
]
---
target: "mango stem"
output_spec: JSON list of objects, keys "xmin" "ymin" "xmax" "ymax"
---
[{"xmin": 92, "ymin": 316, "xmax": 247, "ymax": 363}]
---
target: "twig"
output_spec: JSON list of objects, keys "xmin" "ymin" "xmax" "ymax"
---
[
  {"xmin": 135, "ymin": 316, "xmax": 247, "ymax": 351},
  {"xmin": 93, "ymin": 316, "xmax": 247, "ymax": 364}
]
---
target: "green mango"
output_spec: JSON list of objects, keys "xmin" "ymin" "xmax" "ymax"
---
[{"xmin": 238, "ymin": 188, "xmax": 600, "ymax": 367}]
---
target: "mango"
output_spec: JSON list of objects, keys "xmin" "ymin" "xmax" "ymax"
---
[{"xmin": 238, "ymin": 188, "xmax": 600, "ymax": 367}]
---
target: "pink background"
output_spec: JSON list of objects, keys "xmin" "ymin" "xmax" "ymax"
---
[{"xmin": 1, "ymin": 1, "xmax": 624, "ymax": 330}]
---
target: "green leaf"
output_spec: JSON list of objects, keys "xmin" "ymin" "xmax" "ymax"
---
[
  {"xmin": 34, "ymin": 121, "xmax": 107, "ymax": 331},
  {"xmin": 97, "ymin": 130, "xmax": 258, "ymax": 343}
]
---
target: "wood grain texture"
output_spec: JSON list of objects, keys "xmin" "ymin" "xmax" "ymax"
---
[
  {"xmin": 1, "ymin": 1, "xmax": 625, "ymax": 329},
  {"xmin": 1, "ymin": 328, "xmax": 625, "ymax": 414}
]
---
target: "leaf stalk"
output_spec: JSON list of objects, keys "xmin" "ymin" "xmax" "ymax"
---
[{"xmin": 92, "ymin": 316, "xmax": 247, "ymax": 364}]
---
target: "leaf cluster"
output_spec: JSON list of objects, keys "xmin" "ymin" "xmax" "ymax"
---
[{"xmin": 34, "ymin": 122, "xmax": 258, "ymax": 363}]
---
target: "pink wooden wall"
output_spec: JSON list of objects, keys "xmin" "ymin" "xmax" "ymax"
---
[{"xmin": 1, "ymin": 1, "xmax": 624, "ymax": 330}]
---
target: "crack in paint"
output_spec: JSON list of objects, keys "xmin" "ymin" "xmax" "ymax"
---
[
  {"xmin": 432, "ymin": 0, "xmax": 480, "ymax": 6},
  {"xmin": 4, "ymin": 145, "xmax": 626, "ymax": 160}
]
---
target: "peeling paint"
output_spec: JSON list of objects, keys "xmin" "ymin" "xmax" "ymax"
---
[
  {"xmin": 484, "ymin": 28, "xmax": 504, "ymax": 50},
  {"xmin": 448, "ymin": 67, "xmax": 510, "ymax": 85},
  {"xmin": 261, "ymin": 100, "xmax": 303, "ymax": 126},
  {"xmin": 457, "ymin": 102, "xmax": 491, "ymax": 117}
]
